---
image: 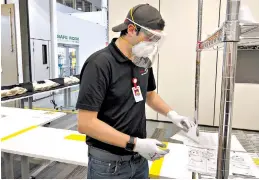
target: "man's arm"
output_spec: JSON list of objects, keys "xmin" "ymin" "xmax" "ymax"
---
[
  {"xmin": 77, "ymin": 109, "xmax": 132, "ymax": 148},
  {"xmin": 77, "ymin": 109, "xmax": 169, "ymax": 161},
  {"xmin": 146, "ymin": 90, "xmax": 172, "ymax": 116},
  {"xmin": 76, "ymin": 61, "xmax": 169, "ymax": 160}
]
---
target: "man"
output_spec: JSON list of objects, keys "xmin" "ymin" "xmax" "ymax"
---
[{"xmin": 76, "ymin": 4, "xmax": 195, "ymax": 179}]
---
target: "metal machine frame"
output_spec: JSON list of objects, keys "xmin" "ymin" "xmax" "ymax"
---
[{"xmin": 195, "ymin": 0, "xmax": 259, "ymax": 178}]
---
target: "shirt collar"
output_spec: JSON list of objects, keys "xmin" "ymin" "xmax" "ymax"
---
[{"xmin": 108, "ymin": 38, "xmax": 131, "ymax": 63}]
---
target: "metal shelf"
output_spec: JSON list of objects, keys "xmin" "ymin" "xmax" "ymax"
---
[
  {"xmin": 197, "ymin": 22, "xmax": 259, "ymax": 50},
  {"xmin": 194, "ymin": 0, "xmax": 258, "ymax": 178}
]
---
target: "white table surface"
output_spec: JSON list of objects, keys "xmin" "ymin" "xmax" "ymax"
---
[
  {"xmin": 1, "ymin": 126, "xmax": 193, "ymax": 178},
  {"xmin": 1, "ymin": 127, "xmax": 88, "ymax": 166},
  {"xmin": 2, "ymin": 127, "xmax": 252, "ymax": 178},
  {"xmin": 152, "ymin": 143, "xmax": 193, "ymax": 179},
  {"xmin": 0, "ymin": 107, "xmax": 66, "ymax": 139}
]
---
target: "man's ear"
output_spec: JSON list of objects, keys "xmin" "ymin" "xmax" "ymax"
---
[{"xmin": 127, "ymin": 24, "xmax": 136, "ymax": 36}]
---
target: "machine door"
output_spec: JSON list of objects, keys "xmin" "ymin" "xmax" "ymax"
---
[
  {"xmin": 68, "ymin": 47, "xmax": 78, "ymax": 76},
  {"xmin": 1, "ymin": 4, "xmax": 18, "ymax": 86},
  {"xmin": 31, "ymin": 39, "xmax": 50, "ymax": 81},
  {"xmin": 57, "ymin": 46, "xmax": 69, "ymax": 77},
  {"xmin": 58, "ymin": 44, "xmax": 79, "ymax": 77}
]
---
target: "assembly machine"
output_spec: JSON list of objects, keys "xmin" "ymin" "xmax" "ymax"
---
[{"xmin": 194, "ymin": 0, "xmax": 259, "ymax": 178}]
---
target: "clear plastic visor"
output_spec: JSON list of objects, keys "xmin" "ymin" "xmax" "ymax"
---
[{"xmin": 126, "ymin": 18, "xmax": 166, "ymax": 47}]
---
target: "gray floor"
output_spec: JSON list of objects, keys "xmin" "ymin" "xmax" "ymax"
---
[{"xmin": 1, "ymin": 92, "xmax": 259, "ymax": 179}]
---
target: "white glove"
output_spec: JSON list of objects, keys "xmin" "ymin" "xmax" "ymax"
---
[
  {"xmin": 167, "ymin": 110, "xmax": 195, "ymax": 132},
  {"xmin": 133, "ymin": 138, "xmax": 170, "ymax": 161}
]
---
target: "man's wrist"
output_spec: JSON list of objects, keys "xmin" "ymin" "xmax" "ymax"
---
[
  {"xmin": 166, "ymin": 109, "xmax": 173, "ymax": 116},
  {"xmin": 125, "ymin": 136, "xmax": 136, "ymax": 151},
  {"xmin": 167, "ymin": 110, "xmax": 178, "ymax": 118}
]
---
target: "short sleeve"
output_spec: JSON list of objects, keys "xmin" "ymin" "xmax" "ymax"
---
[
  {"xmin": 76, "ymin": 56, "xmax": 110, "ymax": 111},
  {"xmin": 147, "ymin": 68, "xmax": 156, "ymax": 91}
]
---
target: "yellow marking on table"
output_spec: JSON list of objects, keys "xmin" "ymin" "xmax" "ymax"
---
[
  {"xmin": 149, "ymin": 142, "xmax": 169, "ymax": 179},
  {"xmin": 65, "ymin": 134, "xmax": 86, "ymax": 142},
  {"xmin": 253, "ymin": 158, "xmax": 259, "ymax": 166},
  {"xmin": 44, "ymin": 111, "xmax": 56, "ymax": 115},
  {"xmin": 25, "ymin": 107, "xmax": 78, "ymax": 114},
  {"xmin": 1, "ymin": 125, "xmax": 38, "ymax": 142}
]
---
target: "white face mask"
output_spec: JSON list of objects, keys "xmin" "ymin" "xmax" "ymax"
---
[
  {"xmin": 125, "ymin": 18, "xmax": 165, "ymax": 68},
  {"xmin": 131, "ymin": 41, "xmax": 159, "ymax": 68}
]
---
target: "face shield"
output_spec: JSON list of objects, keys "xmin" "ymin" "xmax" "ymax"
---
[{"xmin": 126, "ymin": 18, "xmax": 165, "ymax": 69}]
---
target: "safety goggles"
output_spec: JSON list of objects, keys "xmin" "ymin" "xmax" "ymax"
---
[{"xmin": 126, "ymin": 18, "xmax": 166, "ymax": 46}]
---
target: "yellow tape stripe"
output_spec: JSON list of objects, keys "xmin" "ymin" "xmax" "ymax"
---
[
  {"xmin": 1, "ymin": 125, "xmax": 38, "ymax": 142},
  {"xmin": 65, "ymin": 134, "xmax": 86, "ymax": 141},
  {"xmin": 253, "ymin": 158, "xmax": 259, "ymax": 165},
  {"xmin": 32, "ymin": 107, "xmax": 77, "ymax": 114},
  {"xmin": 25, "ymin": 107, "xmax": 77, "ymax": 114},
  {"xmin": 149, "ymin": 142, "xmax": 169, "ymax": 179}
]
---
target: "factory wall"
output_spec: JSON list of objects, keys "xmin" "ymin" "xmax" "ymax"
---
[
  {"xmin": 28, "ymin": 0, "xmax": 51, "ymax": 40},
  {"xmin": 108, "ymin": 0, "xmax": 259, "ymax": 130},
  {"xmin": 70, "ymin": 12, "xmax": 104, "ymax": 26},
  {"xmin": 57, "ymin": 12, "xmax": 107, "ymax": 70}
]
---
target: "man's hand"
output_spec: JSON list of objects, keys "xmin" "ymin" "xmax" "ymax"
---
[
  {"xmin": 167, "ymin": 111, "xmax": 195, "ymax": 132},
  {"xmin": 133, "ymin": 138, "xmax": 170, "ymax": 161}
]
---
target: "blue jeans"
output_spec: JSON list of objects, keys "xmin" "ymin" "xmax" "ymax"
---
[{"xmin": 87, "ymin": 154, "xmax": 149, "ymax": 179}]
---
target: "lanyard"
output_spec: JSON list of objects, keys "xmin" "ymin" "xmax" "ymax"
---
[{"xmin": 131, "ymin": 66, "xmax": 138, "ymax": 88}]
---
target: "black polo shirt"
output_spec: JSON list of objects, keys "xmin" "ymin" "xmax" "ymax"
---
[{"xmin": 76, "ymin": 38, "xmax": 156, "ymax": 155}]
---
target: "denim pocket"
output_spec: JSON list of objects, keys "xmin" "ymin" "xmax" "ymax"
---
[{"xmin": 89, "ymin": 156, "xmax": 120, "ymax": 176}]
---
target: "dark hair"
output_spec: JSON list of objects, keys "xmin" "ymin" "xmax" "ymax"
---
[
  {"xmin": 120, "ymin": 23, "xmax": 141, "ymax": 37},
  {"xmin": 120, "ymin": 29, "xmax": 128, "ymax": 37},
  {"xmin": 157, "ymin": 18, "xmax": 165, "ymax": 30}
]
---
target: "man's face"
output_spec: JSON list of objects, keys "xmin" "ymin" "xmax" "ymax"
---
[{"xmin": 126, "ymin": 24, "xmax": 162, "ymax": 46}]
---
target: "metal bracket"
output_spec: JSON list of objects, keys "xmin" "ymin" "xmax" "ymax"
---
[{"xmin": 222, "ymin": 21, "xmax": 241, "ymax": 42}]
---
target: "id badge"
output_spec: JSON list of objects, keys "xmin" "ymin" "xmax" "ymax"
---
[{"xmin": 132, "ymin": 86, "xmax": 143, "ymax": 102}]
